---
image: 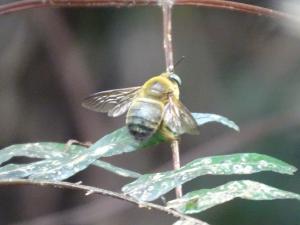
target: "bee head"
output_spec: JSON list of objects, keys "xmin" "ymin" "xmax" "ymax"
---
[{"xmin": 169, "ymin": 73, "xmax": 182, "ymax": 86}]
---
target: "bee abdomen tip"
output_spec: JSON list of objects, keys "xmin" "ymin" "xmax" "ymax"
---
[{"xmin": 127, "ymin": 123, "xmax": 155, "ymax": 141}]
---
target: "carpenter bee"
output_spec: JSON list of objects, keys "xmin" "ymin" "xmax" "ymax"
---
[{"xmin": 82, "ymin": 72, "xmax": 199, "ymax": 141}]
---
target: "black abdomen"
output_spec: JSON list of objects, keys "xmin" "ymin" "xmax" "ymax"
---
[
  {"xmin": 126, "ymin": 99, "xmax": 163, "ymax": 141},
  {"xmin": 127, "ymin": 118, "xmax": 156, "ymax": 140}
]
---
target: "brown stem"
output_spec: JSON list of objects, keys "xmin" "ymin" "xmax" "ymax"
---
[
  {"xmin": 162, "ymin": 2, "xmax": 174, "ymax": 72},
  {"xmin": 171, "ymin": 139, "xmax": 182, "ymax": 198},
  {"xmin": 177, "ymin": 0, "xmax": 299, "ymax": 21},
  {"xmin": 161, "ymin": 1, "xmax": 182, "ymax": 198},
  {"xmin": 0, "ymin": 0, "xmax": 299, "ymax": 23},
  {"xmin": 0, "ymin": 179, "xmax": 208, "ymax": 225}
]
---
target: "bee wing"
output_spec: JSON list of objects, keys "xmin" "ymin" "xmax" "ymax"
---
[
  {"xmin": 82, "ymin": 86, "xmax": 141, "ymax": 117},
  {"xmin": 163, "ymin": 96, "xmax": 199, "ymax": 136}
]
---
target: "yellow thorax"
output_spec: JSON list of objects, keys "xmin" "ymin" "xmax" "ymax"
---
[{"xmin": 140, "ymin": 73, "xmax": 180, "ymax": 102}]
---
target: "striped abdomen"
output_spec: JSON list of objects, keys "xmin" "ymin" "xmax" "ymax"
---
[{"xmin": 126, "ymin": 98, "xmax": 164, "ymax": 141}]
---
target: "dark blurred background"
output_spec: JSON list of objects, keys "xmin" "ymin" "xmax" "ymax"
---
[{"xmin": 0, "ymin": 1, "xmax": 300, "ymax": 225}]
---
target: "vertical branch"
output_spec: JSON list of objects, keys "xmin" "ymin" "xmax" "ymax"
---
[
  {"xmin": 161, "ymin": 1, "xmax": 182, "ymax": 198},
  {"xmin": 171, "ymin": 139, "xmax": 182, "ymax": 197},
  {"xmin": 162, "ymin": 2, "xmax": 174, "ymax": 72}
]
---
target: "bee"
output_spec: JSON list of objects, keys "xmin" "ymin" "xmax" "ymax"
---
[{"xmin": 82, "ymin": 72, "xmax": 199, "ymax": 141}]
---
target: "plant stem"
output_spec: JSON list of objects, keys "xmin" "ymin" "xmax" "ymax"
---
[
  {"xmin": 0, "ymin": 179, "xmax": 208, "ymax": 225},
  {"xmin": 171, "ymin": 139, "xmax": 182, "ymax": 198},
  {"xmin": 161, "ymin": 1, "xmax": 182, "ymax": 198},
  {"xmin": 0, "ymin": 0, "xmax": 299, "ymax": 23},
  {"xmin": 162, "ymin": 2, "xmax": 174, "ymax": 73}
]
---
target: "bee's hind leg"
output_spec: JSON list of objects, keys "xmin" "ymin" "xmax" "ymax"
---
[{"xmin": 64, "ymin": 139, "xmax": 92, "ymax": 152}]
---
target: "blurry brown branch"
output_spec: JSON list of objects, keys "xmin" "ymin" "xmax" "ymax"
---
[
  {"xmin": 0, "ymin": 179, "xmax": 208, "ymax": 225},
  {"xmin": 31, "ymin": 10, "xmax": 108, "ymax": 141},
  {"xmin": 0, "ymin": 0, "xmax": 299, "ymax": 23}
]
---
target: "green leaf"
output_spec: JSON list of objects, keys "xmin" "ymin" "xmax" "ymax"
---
[
  {"xmin": 167, "ymin": 180, "xmax": 300, "ymax": 214},
  {"xmin": 87, "ymin": 127, "xmax": 166, "ymax": 158},
  {"xmin": 85, "ymin": 113, "xmax": 238, "ymax": 158},
  {"xmin": 0, "ymin": 163, "xmax": 37, "ymax": 179},
  {"xmin": 29, "ymin": 128, "xmax": 165, "ymax": 180},
  {"xmin": 78, "ymin": 112, "xmax": 239, "ymax": 159},
  {"xmin": 122, "ymin": 153, "xmax": 297, "ymax": 201},
  {"xmin": 92, "ymin": 160, "xmax": 141, "ymax": 178},
  {"xmin": 0, "ymin": 112, "xmax": 238, "ymax": 180},
  {"xmin": 192, "ymin": 113, "xmax": 239, "ymax": 131},
  {"xmin": 173, "ymin": 219, "xmax": 210, "ymax": 225},
  {"xmin": 0, "ymin": 143, "xmax": 68, "ymax": 165},
  {"xmin": 0, "ymin": 142, "xmax": 140, "ymax": 180}
]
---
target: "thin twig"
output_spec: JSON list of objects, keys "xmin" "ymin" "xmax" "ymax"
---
[
  {"xmin": 0, "ymin": 179, "xmax": 208, "ymax": 225},
  {"xmin": 0, "ymin": 0, "xmax": 299, "ymax": 23},
  {"xmin": 161, "ymin": 1, "xmax": 182, "ymax": 198},
  {"xmin": 171, "ymin": 139, "xmax": 182, "ymax": 197},
  {"xmin": 162, "ymin": 1, "xmax": 174, "ymax": 73}
]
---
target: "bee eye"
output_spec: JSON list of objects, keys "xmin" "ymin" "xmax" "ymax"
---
[{"xmin": 169, "ymin": 73, "xmax": 182, "ymax": 86}]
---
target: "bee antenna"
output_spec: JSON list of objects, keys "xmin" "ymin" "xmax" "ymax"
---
[
  {"xmin": 173, "ymin": 56, "xmax": 186, "ymax": 69},
  {"xmin": 166, "ymin": 57, "xmax": 185, "ymax": 74}
]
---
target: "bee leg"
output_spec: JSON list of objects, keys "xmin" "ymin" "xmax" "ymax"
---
[{"xmin": 64, "ymin": 139, "xmax": 92, "ymax": 152}]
